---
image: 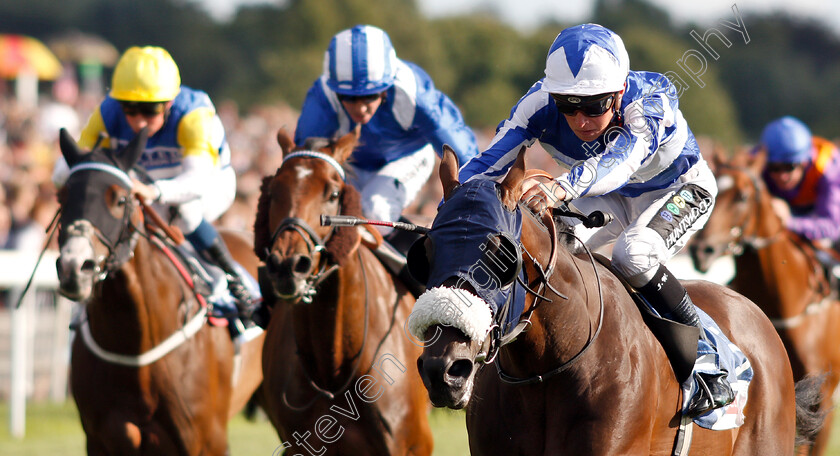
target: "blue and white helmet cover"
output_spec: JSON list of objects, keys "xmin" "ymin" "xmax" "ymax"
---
[
  {"xmin": 323, "ymin": 24, "xmax": 398, "ymax": 96},
  {"xmin": 542, "ymin": 23, "xmax": 630, "ymax": 96}
]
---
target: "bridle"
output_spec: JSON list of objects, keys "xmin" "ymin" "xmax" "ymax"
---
[
  {"xmin": 267, "ymin": 217, "xmax": 338, "ymax": 304},
  {"xmin": 484, "ymin": 206, "xmax": 605, "ymax": 386},
  {"xmin": 264, "ymin": 150, "xmax": 348, "ymax": 303},
  {"xmin": 708, "ymin": 164, "xmax": 783, "ymax": 256},
  {"xmin": 61, "ymin": 161, "xmax": 211, "ymax": 367},
  {"xmin": 61, "ymin": 162, "xmax": 142, "ymax": 281}
]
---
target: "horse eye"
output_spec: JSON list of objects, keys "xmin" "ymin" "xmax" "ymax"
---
[
  {"xmin": 328, "ymin": 190, "xmax": 340, "ymax": 202},
  {"xmin": 117, "ymin": 196, "xmax": 129, "ymax": 206}
]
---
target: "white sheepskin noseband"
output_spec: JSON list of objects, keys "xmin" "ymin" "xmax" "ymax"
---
[{"xmin": 408, "ymin": 286, "xmax": 493, "ymax": 343}]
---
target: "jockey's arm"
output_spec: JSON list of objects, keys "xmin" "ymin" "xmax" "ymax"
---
[{"xmin": 154, "ymin": 108, "xmax": 218, "ymax": 205}]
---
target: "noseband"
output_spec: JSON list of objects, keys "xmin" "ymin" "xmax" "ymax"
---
[
  {"xmin": 267, "ymin": 217, "xmax": 338, "ymax": 303},
  {"xmin": 478, "ymin": 208, "xmax": 605, "ymax": 386}
]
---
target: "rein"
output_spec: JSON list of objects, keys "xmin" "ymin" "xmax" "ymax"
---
[
  {"xmin": 78, "ymin": 215, "xmax": 210, "ymax": 367},
  {"xmin": 280, "ymin": 248, "xmax": 386, "ymax": 411},
  {"xmin": 492, "ymin": 211, "xmax": 605, "ymax": 386},
  {"xmin": 717, "ymin": 164, "xmax": 832, "ymax": 329}
]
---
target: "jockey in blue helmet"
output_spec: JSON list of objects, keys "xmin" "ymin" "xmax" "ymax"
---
[
  {"xmin": 459, "ymin": 23, "xmax": 733, "ymax": 418},
  {"xmin": 759, "ymin": 116, "xmax": 840, "ymax": 250},
  {"xmin": 295, "ymin": 25, "xmax": 479, "ymax": 236}
]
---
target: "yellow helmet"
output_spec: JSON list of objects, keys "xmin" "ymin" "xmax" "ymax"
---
[{"xmin": 110, "ymin": 46, "xmax": 181, "ymax": 102}]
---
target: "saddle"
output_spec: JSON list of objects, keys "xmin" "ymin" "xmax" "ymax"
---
[{"xmin": 591, "ymin": 253, "xmax": 700, "ymax": 384}]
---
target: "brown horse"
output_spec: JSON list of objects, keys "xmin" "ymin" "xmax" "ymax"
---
[
  {"xmin": 410, "ymin": 146, "xmax": 818, "ymax": 455},
  {"xmin": 690, "ymin": 150, "xmax": 840, "ymax": 455},
  {"xmin": 56, "ymin": 129, "xmax": 264, "ymax": 455},
  {"xmin": 253, "ymin": 129, "xmax": 433, "ymax": 455}
]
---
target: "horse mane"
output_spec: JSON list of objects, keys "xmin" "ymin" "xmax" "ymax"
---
[
  {"xmin": 253, "ymin": 171, "xmax": 278, "ymax": 261},
  {"xmin": 253, "ymin": 171, "xmax": 365, "ymax": 267},
  {"xmin": 551, "ymin": 214, "xmax": 586, "ymax": 255}
]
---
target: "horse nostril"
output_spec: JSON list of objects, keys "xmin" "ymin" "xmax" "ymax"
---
[
  {"xmin": 293, "ymin": 255, "xmax": 312, "ymax": 274},
  {"xmin": 81, "ymin": 260, "xmax": 97, "ymax": 274},
  {"xmin": 703, "ymin": 246, "xmax": 715, "ymax": 255},
  {"xmin": 447, "ymin": 359, "xmax": 473, "ymax": 380}
]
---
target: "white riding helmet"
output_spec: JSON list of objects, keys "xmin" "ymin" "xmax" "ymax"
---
[
  {"xmin": 323, "ymin": 25, "xmax": 399, "ymax": 96},
  {"xmin": 542, "ymin": 24, "xmax": 629, "ymax": 96}
]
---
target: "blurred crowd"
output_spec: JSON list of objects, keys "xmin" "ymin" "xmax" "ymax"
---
[{"xmin": 0, "ymin": 77, "xmax": 303, "ymax": 259}]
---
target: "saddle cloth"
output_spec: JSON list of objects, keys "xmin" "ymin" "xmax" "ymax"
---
[{"xmin": 683, "ymin": 307, "xmax": 753, "ymax": 430}]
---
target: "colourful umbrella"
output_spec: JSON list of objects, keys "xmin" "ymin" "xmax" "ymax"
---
[{"xmin": 0, "ymin": 34, "xmax": 63, "ymax": 80}]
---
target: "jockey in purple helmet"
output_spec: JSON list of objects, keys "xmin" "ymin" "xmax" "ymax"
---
[
  {"xmin": 459, "ymin": 23, "xmax": 733, "ymax": 418},
  {"xmin": 295, "ymin": 25, "xmax": 479, "ymax": 236},
  {"xmin": 759, "ymin": 116, "xmax": 840, "ymax": 258}
]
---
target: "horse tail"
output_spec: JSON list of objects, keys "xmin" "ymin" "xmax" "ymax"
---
[{"xmin": 793, "ymin": 374, "xmax": 827, "ymax": 448}]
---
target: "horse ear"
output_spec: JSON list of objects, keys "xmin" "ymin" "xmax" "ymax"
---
[
  {"xmin": 500, "ymin": 146, "xmax": 527, "ymax": 207},
  {"xmin": 276, "ymin": 127, "xmax": 294, "ymax": 158},
  {"xmin": 59, "ymin": 128, "xmax": 85, "ymax": 167},
  {"xmin": 440, "ymin": 144, "xmax": 460, "ymax": 201},
  {"xmin": 114, "ymin": 127, "xmax": 148, "ymax": 172},
  {"xmin": 750, "ymin": 146, "xmax": 767, "ymax": 175},
  {"xmin": 331, "ymin": 126, "xmax": 360, "ymax": 164},
  {"xmin": 712, "ymin": 146, "xmax": 728, "ymax": 172}
]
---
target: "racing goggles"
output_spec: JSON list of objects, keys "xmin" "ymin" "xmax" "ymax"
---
[
  {"xmin": 551, "ymin": 92, "xmax": 616, "ymax": 117},
  {"xmin": 766, "ymin": 162, "xmax": 801, "ymax": 173},
  {"xmin": 120, "ymin": 101, "xmax": 167, "ymax": 118},
  {"xmin": 337, "ymin": 92, "xmax": 384, "ymax": 103}
]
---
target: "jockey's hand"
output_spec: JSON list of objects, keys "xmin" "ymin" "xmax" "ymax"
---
[
  {"xmin": 521, "ymin": 180, "xmax": 566, "ymax": 215},
  {"xmin": 770, "ymin": 197, "xmax": 791, "ymax": 225},
  {"xmin": 131, "ymin": 178, "xmax": 161, "ymax": 204}
]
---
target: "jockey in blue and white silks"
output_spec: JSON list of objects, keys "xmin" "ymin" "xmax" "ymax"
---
[
  {"xmin": 296, "ymin": 24, "xmax": 479, "ymax": 234},
  {"xmin": 459, "ymin": 23, "xmax": 732, "ymax": 419}
]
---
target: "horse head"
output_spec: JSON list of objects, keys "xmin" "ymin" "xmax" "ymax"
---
[
  {"xmin": 254, "ymin": 128, "xmax": 363, "ymax": 303},
  {"xmin": 689, "ymin": 149, "xmax": 779, "ymax": 272},
  {"xmin": 408, "ymin": 146, "xmax": 538, "ymax": 408},
  {"xmin": 56, "ymin": 128, "xmax": 147, "ymax": 301}
]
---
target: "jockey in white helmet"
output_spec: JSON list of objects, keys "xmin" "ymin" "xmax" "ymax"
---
[
  {"xmin": 295, "ymin": 24, "xmax": 479, "ymax": 235},
  {"xmin": 460, "ymin": 23, "xmax": 732, "ymax": 419}
]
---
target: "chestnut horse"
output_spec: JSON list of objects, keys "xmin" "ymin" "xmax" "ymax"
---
[
  {"xmin": 410, "ymin": 146, "xmax": 819, "ymax": 455},
  {"xmin": 56, "ymin": 129, "xmax": 264, "ymax": 455},
  {"xmin": 690, "ymin": 150, "xmax": 840, "ymax": 455},
  {"xmin": 253, "ymin": 129, "xmax": 432, "ymax": 455}
]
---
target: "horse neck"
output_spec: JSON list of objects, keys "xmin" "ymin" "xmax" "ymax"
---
[
  {"xmin": 731, "ymin": 192, "xmax": 819, "ymax": 312},
  {"xmin": 292, "ymin": 248, "xmax": 372, "ymax": 386},
  {"xmin": 502, "ymin": 218, "xmax": 597, "ymax": 377},
  {"xmin": 86, "ymin": 235, "xmax": 188, "ymax": 353}
]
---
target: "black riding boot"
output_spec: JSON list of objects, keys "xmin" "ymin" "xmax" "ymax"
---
[
  {"xmin": 637, "ymin": 264, "xmax": 735, "ymax": 419},
  {"xmin": 201, "ymin": 237, "xmax": 257, "ymax": 329}
]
